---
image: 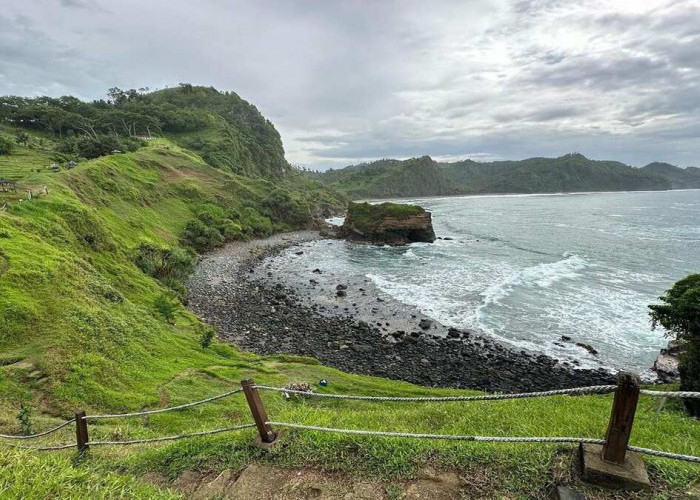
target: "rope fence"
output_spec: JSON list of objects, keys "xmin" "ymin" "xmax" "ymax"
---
[
  {"xmin": 266, "ymin": 421, "xmax": 608, "ymax": 444},
  {"xmin": 253, "ymin": 384, "xmax": 619, "ymax": 401},
  {"xmin": 0, "ymin": 418, "xmax": 75, "ymax": 440},
  {"xmin": 639, "ymin": 389, "xmax": 700, "ymax": 398},
  {"xmin": 1, "ymin": 374, "xmax": 699, "ymax": 470},
  {"xmin": 87, "ymin": 424, "xmax": 256, "ymax": 447},
  {"xmin": 84, "ymin": 388, "xmax": 244, "ymax": 420}
]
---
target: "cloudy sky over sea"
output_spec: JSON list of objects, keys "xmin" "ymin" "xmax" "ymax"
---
[{"xmin": 1, "ymin": 0, "xmax": 699, "ymax": 170}]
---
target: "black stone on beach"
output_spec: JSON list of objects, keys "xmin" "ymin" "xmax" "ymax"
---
[{"xmin": 186, "ymin": 231, "xmax": 616, "ymax": 392}]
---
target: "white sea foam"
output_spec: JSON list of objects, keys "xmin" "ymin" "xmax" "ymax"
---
[
  {"xmin": 266, "ymin": 189, "xmax": 697, "ymax": 373},
  {"xmin": 479, "ymin": 254, "xmax": 588, "ymax": 307}
]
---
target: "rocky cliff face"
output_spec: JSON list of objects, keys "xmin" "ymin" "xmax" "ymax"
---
[{"xmin": 339, "ymin": 202, "xmax": 436, "ymax": 245}]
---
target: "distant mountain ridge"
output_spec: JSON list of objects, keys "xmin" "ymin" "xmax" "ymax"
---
[
  {"xmin": 310, "ymin": 153, "xmax": 699, "ymax": 199},
  {"xmin": 641, "ymin": 162, "xmax": 700, "ymax": 189}
]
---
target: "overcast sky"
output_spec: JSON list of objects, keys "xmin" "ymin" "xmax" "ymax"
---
[{"xmin": 1, "ymin": 0, "xmax": 699, "ymax": 170}]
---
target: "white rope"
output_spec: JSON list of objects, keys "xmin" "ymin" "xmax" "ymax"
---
[
  {"xmin": 266, "ymin": 421, "xmax": 606, "ymax": 444},
  {"xmin": 269, "ymin": 422, "xmax": 700, "ymax": 463},
  {"xmin": 639, "ymin": 390, "xmax": 700, "ymax": 399},
  {"xmin": 7, "ymin": 443, "xmax": 76, "ymax": 451},
  {"xmin": 0, "ymin": 418, "xmax": 75, "ymax": 440},
  {"xmin": 628, "ymin": 446, "xmax": 700, "ymax": 463},
  {"xmin": 254, "ymin": 385, "xmax": 617, "ymax": 402},
  {"xmin": 86, "ymin": 389, "xmax": 244, "ymax": 420},
  {"xmin": 87, "ymin": 423, "xmax": 256, "ymax": 446}
]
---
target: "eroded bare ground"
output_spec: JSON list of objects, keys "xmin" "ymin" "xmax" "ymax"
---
[
  {"xmin": 143, "ymin": 465, "xmax": 472, "ymax": 500},
  {"xmin": 141, "ymin": 456, "xmax": 700, "ymax": 500}
]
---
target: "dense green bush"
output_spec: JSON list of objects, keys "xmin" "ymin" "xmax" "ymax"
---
[
  {"xmin": 0, "ymin": 136, "xmax": 13, "ymax": 155},
  {"xmin": 199, "ymin": 328, "xmax": 215, "ymax": 348},
  {"xmin": 650, "ymin": 273, "xmax": 700, "ymax": 416},
  {"xmin": 262, "ymin": 188, "xmax": 310, "ymax": 226},
  {"xmin": 133, "ymin": 243, "xmax": 195, "ymax": 296},
  {"xmin": 181, "ymin": 219, "xmax": 225, "ymax": 252},
  {"xmin": 180, "ymin": 203, "xmax": 276, "ymax": 252},
  {"xmin": 55, "ymin": 135, "xmax": 143, "ymax": 160}
]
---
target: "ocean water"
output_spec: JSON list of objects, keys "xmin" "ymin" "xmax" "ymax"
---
[{"xmin": 269, "ymin": 190, "xmax": 700, "ymax": 373}]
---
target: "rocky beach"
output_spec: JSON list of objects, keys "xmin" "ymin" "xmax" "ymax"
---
[{"xmin": 186, "ymin": 231, "xmax": 621, "ymax": 392}]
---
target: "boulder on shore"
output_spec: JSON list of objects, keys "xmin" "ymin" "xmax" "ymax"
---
[
  {"xmin": 653, "ymin": 340, "xmax": 681, "ymax": 383},
  {"xmin": 338, "ymin": 202, "xmax": 436, "ymax": 246}
]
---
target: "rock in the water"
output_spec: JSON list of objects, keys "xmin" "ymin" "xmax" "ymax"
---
[
  {"xmin": 576, "ymin": 342, "xmax": 598, "ymax": 355},
  {"xmin": 338, "ymin": 202, "xmax": 436, "ymax": 246},
  {"xmin": 419, "ymin": 318, "xmax": 433, "ymax": 330}
]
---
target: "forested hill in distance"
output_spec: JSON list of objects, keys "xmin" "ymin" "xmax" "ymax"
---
[
  {"xmin": 309, "ymin": 153, "xmax": 700, "ymax": 199},
  {"xmin": 0, "ymin": 84, "xmax": 291, "ymax": 179}
]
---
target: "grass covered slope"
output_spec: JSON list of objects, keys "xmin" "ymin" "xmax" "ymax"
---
[
  {"xmin": 0, "ymin": 138, "xmax": 341, "ymax": 417},
  {"xmin": 311, "ymin": 153, "xmax": 674, "ymax": 199}
]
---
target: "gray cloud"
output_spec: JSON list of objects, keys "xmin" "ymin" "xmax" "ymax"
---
[{"xmin": 0, "ymin": 0, "xmax": 699, "ymax": 169}]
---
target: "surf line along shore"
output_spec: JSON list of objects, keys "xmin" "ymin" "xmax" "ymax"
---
[{"xmin": 186, "ymin": 231, "xmax": 617, "ymax": 392}]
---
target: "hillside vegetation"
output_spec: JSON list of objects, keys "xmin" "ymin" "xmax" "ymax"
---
[
  {"xmin": 642, "ymin": 162, "xmax": 700, "ymax": 190},
  {"xmin": 0, "ymin": 84, "xmax": 294, "ymax": 179},
  {"xmin": 0, "ymin": 88, "xmax": 699, "ymax": 498},
  {"xmin": 311, "ymin": 153, "xmax": 699, "ymax": 199}
]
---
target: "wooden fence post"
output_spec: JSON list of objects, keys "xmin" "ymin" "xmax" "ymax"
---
[
  {"xmin": 602, "ymin": 372, "xmax": 640, "ymax": 464},
  {"xmin": 241, "ymin": 379, "xmax": 276, "ymax": 444},
  {"xmin": 75, "ymin": 411, "xmax": 89, "ymax": 453}
]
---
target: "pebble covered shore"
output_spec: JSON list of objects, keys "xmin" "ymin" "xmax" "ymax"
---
[{"xmin": 186, "ymin": 231, "xmax": 617, "ymax": 392}]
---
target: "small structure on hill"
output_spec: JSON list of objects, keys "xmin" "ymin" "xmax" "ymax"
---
[
  {"xmin": 49, "ymin": 163, "xmax": 60, "ymax": 172},
  {"xmin": 135, "ymin": 134, "xmax": 155, "ymax": 140},
  {"xmin": 338, "ymin": 202, "xmax": 436, "ymax": 246},
  {"xmin": 0, "ymin": 178, "xmax": 17, "ymax": 192}
]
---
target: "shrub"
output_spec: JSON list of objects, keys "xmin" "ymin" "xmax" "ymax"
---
[
  {"xmin": 17, "ymin": 404, "xmax": 32, "ymax": 436},
  {"xmin": 14, "ymin": 131, "xmax": 29, "ymax": 146},
  {"xmin": 133, "ymin": 243, "xmax": 195, "ymax": 282},
  {"xmin": 0, "ymin": 136, "xmax": 13, "ymax": 155},
  {"xmin": 76, "ymin": 135, "xmax": 121, "ymax": 159},
  {"xmin": 154, "ymin": 293, "xmax": 178, "ymax": 324},
  {"xmin": 239, "ymin": 206, "xmax": 273, "ymax": 236},
  {"xmin": 199, "ymin": 328, "xmax": 215, "ymax": 348},
  {"xmin": 181, "ymin": 219, "xmax": 224, "ymax": 252},
  {"xmin": 262, "ymin": 188, "xmax": 310, "ymax": 226},
  {"xmin": 61, "ymin": 135, "xmax": 143, "ymax": 160},
  {"xmin": 649, "ymin": 273, "xmax": 700, "ymax": 416}
]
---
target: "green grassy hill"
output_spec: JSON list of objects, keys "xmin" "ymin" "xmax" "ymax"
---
[
  {"xmin": 0, "ymin": 90, "xmax": 698, "ymax": 499},
  {"xmin": 312, "ymin": 153, "xmax": 676, "ymax": 199}
]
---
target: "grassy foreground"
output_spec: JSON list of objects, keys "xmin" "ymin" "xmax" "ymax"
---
[
  {"xmin": 0, "ymin": 136, "xmax": 699, "ymax": 499},
  {"xmin": 1, "ymin": 359, "xmax": 699, "ymax": 498}
]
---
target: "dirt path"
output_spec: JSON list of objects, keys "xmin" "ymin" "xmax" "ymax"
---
[{"xmin": 145, "ymin": 465, "xmax": 467, "ymax": 500}]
